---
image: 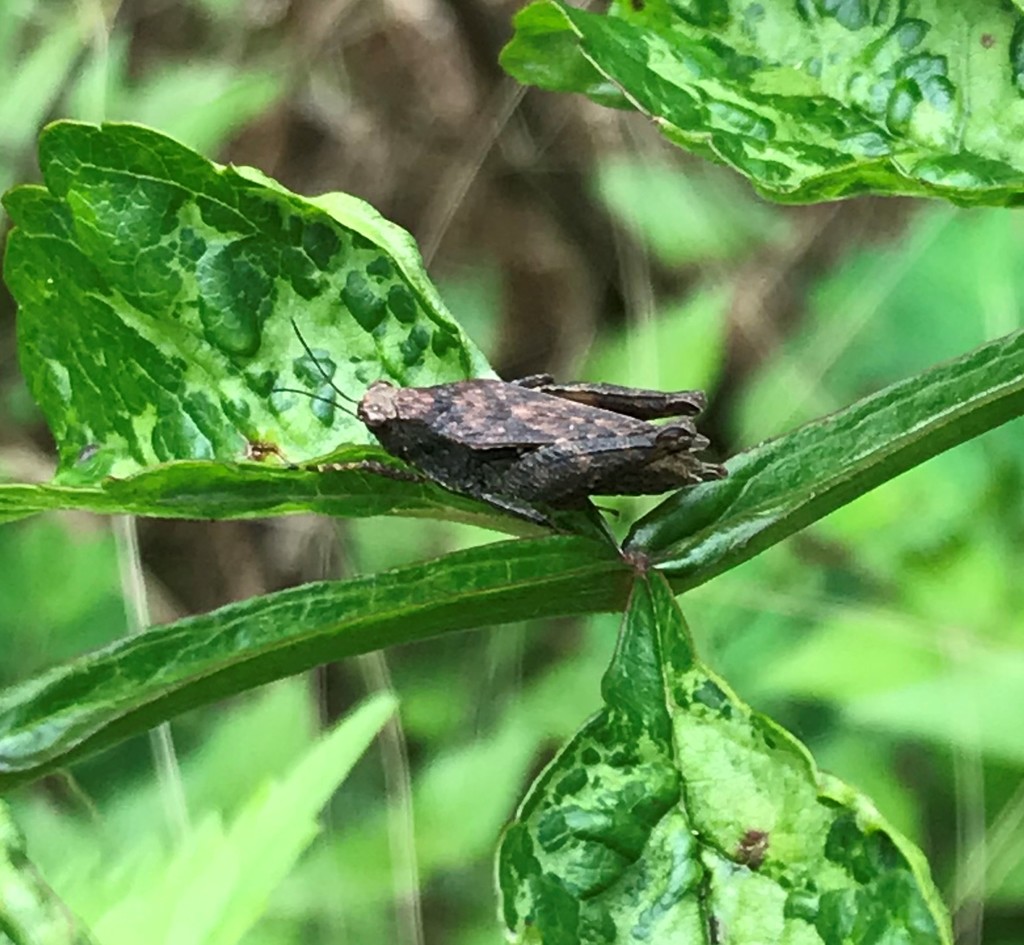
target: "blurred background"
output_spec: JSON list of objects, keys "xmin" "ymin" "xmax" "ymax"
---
[{"xmin": 1, "ymin": 1, "xmax": 1023, "ymax": 943}]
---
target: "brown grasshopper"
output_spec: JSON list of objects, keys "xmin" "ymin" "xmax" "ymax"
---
[
  {"xmin": 351, "ymin": 375, "xmax": 725, "ymax": 524},
  {"xmin": 283, "ymin": 325, "xmax": 725, "ymax": 525}
]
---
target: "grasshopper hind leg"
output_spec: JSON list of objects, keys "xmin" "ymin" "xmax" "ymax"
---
[{"xmin": 475, "ymin": 492, "xmax": 553, "ymax": 527}]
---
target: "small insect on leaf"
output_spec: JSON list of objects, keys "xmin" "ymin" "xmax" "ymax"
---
[
  {"xmin": 289, "ymin": 324, "xmax": 726, "ymax": 526},
  {"xmin": 245, "ymin": 440, "xmax": 289, "ymax": 464},
  {"xmin": 735, "ymin": 828, "xmax": 769, "ymax": 869}
]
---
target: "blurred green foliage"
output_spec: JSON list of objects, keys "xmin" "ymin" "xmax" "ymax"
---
[
  {"xmin": 1, "ymin": 2, "xmax": 1022, "ymax": 942},
  {"xmin": 7, "ymin": 151, "xmax": 1023, "ymax": 941},
  {"xmin": 0, "ymin": 518, "xmax": 124, "ymax": 686},
  {"xmin": 0, "ymin": 0, "xmax": 283, "ymax": 216},
  {"xmin": 693, "ymin": 202, "xmax": 1024, "ymax": 925},
  {"xmin": 593, "ymin": 158, "xmax": 783, "ymax": 267}
]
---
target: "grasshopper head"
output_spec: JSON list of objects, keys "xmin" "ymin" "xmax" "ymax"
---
[{"xmin": 358, "ymin": 379, "xmax": 400, "ymax": 428}]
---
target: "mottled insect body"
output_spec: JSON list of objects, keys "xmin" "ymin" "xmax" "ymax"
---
[
  {"xmin": 282, "ymin": 320, "xmax": 723, "ymax": 523},
  {"xmin": 355, "ymin": 374, "xmax": 725, "ymax": 524}
]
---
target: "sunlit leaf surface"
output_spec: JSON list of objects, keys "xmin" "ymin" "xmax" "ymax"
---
[
  {"xmin": 2, "ymin": 122, "xmax": 491, "ymax": 483},
  {"xmin": 498, "ymin": 573, "xmax": 952, "ymax": 944},
  {"xmin": 0, "ymin": 535, "xmax": 629, "ymax": 789},
  {"xmin": 503, "ymin": 1, "xmax": 1024, "ymax": 204}
]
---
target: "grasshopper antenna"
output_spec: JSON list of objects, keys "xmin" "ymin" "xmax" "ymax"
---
[
  {"xmin": 267, "ymin": 320, "xmax": 363, "ymax": 419},
  {"xmin": 270, "ymin": 386, "xmax": 359, "ymax": 420},
  {"xmin": 272, "ymin": 319, "xmax": 361, "ymax": 419},
  {"xmin": 288, "ymin": 318, "xmax": 361, "ymax": 406}
]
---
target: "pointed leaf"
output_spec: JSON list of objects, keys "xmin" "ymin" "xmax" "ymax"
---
[
  {"xmin": 627, "ymin": 328, "xmax": 1024, "ymax": 585},
  {"xmin": 498, "ymin": 572, "xmax": 952, "ymax": 944},
  {"xmin": 0, "ymin": 535, "xmax": 629, "ymax": 790},
  {"xmin": 93, "ymin": 695, "xmax": 395, "ymax": 945}
]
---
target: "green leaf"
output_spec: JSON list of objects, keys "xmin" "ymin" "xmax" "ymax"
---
[
  {"xmin": 92, "ymin": 694, "xmax": 395, "ymax": 945},
  {"xmin": 497, "ymin": 572, "xmax": 952, "ymax": 944},
  {"xmin": 502, "ymin": 1, "xmax": 1024, "ymax": 205},
  {"xmin": 2, "ymin": 121, "xmax": 491, "ymax": 483},
  {"xmin": 627, "ymin": 328, "xmax": 1024, "ymax": 583},
  {"xmin": 0, "ymin": 456, "xmax": 612, "ymax": 539},
  {"xmin": 0, "ymin": 535, "xmax": 629, "ymax": 790},
  {"xmin": 0, "ymin": 801, "xmax": 95, "ymax": 945},
  {"xmin": 0, "ymin": 453, "xmax": 550, "ymax": 536}
]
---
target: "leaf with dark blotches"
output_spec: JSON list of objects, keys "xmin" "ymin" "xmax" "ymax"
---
[
  {"xmin": 502, "ymin": 1, "xmax": 1024, "ymax": 205},
  {"xmin": 2, "ymin": 121, "xmax": 491, "ymax": 484},
  {"xmin": 498, "ymin": 572, "xmax": 952, "ymax": 945}
]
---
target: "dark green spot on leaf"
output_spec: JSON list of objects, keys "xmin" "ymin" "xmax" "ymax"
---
[
  {"xmin": 387, "ymin": 284, "xmax": 419, "ymax": 324},
  {"xmin": 302, "ymin": 221, "xmax": 342, "ymax": 270},
  {"xmin": 195, "ymin": 240, "xmax": 272, "ymax": 357},
  {"xmin": 400, "ymin": 325, "xmax": 431, "ymax": 366},
  {"xmin": 367, "ymin": 256, "xmax": 392, "ymax": 279},
  {"xmin": 342, "ymin": 270, "xmax": 387, "ymax": 331}
]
